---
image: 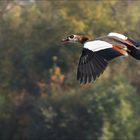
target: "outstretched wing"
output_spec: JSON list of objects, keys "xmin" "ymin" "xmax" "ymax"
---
[
  {"xmin": 107, "ymin": 32, "xmax": 140, "ymax": 59},
  {"xmin": 77, "ymin": 48, "xmax": 123, "ymax": 84}
]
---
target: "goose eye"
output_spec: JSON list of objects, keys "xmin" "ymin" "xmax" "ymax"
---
[{"xmin": 69, "ymin": 35, "xmax": 74, "ymax": 39}]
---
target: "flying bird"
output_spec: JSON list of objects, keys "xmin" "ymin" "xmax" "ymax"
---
[{"xmin": 62, "ymin": 32, "xmax": 140, "ymax": 84}]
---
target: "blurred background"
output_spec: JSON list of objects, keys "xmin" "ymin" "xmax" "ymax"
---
[{"xmin": 0, "ymin": 0, "xmax": 140, "ymax": 140}]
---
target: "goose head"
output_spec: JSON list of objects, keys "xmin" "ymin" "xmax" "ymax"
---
[{"xmin": 61, "ymin": 34, "xmax": 89, "ymax": 44}]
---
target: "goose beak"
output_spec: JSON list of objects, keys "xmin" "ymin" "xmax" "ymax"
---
[{"xmin": 61, "ymin": 38, "xmax": 69, "ymax": 42}]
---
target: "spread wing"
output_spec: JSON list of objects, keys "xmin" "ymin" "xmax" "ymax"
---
[
  {"xmin": 107, "ymin": 33, "xmax": 140, "ymax": 59},
  {"xmin": 77, "ymin": 48, "xmax": 123, "ymax": 84}
]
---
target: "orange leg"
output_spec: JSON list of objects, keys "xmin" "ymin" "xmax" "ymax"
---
[{"xmin": 113, "ymin": 45, "xmax": 128, "ymax": 56}]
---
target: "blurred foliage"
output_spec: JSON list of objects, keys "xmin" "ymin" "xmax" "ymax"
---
[{"xmin": 0, "ymin": 0, "xmax": 140, "ymax": 140}]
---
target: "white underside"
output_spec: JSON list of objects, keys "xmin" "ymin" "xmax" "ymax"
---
[
  {"xmin": 84, "ymin": 40, "xmax": 112, "ymax": 52},
  {"xmin": 108, "ymin": 32, "xmax": 128, "ymax": 40}
]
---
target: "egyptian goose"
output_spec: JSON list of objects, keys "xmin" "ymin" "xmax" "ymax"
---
[{"xmin": 62, "ymin": 32, "xmax": 140, "ymax": 84}]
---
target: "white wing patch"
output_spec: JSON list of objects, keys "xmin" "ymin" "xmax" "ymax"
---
[
  {"xmin": 84, "ymin": 40, "xmax": 112, "ymax": 52},
  {"xmin": 108, "ymin": 32, "xmax": 128, "ymax": 40}
]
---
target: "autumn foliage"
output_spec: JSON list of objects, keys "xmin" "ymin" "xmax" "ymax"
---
[{"xmin": 0, "ymin": 1, "xmax": 140, "ymax": 140}]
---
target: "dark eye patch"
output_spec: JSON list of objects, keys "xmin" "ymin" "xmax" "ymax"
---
[{"xmin": 69, "ymin": 35, "xmax": 74, "ymax": 39}]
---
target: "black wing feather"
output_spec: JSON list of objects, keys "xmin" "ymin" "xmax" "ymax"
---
[
  {"xmin": 87, "ymin": 62, "xmax": 92, "ymax": 83},
  {"xmin": 77, "ymin": 48, "xmax": 122, "ymax": 84}
]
